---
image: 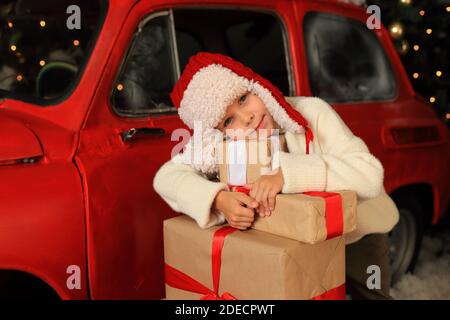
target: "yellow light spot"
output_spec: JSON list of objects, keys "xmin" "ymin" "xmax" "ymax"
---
[
  {"xmin": 40, "ymin": 20, "xmax": 46, "ymax": 27},
  {"xmin": 429, "ymin": 96, "xmax": 436, "ymax": 103},
  {"xmin": 436, "ymin": 70, "xmax": 442, "ymax": 77},
  {"xmin": 39, "ymin": 60, "xmax": 46, "ymax": 67},
  {"xmin": 413, "ymin": 44, "xmax": 420, "ymax": 51},
  {"xmin": 419, "ymin": 10, "xmax": 425, "ymax": 16},
  {"xmin": 446, "ymin": 6, "xmax": 450, "ymax": 12},
  {"xmin": 116, "ymin": 84, "xmax": 124, "ymax": 91},
  {"xmin": 10, "ymin": 45, "xmax": 17, "ymax": 51},
  {"xmin": 16, "ymin": 74, "xmax": 23, "ymax": 81},
  {"xmin": 413, "ymin": 73, "xmax": 419, "ymax": 79},
  {"xmin": 73, "ymin": 39, "xmax": 80, "ymax": 46},
  {"xmin": 7, "ymin": 21, "xmax": 13, "ymax": 28},
  {"xmin": 426, "ymin": 28, "xmax": 432, "ymax": 35}
]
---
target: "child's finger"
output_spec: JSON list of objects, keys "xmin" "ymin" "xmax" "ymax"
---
[
  {"xmin": 261, "ymin": 187, "xmax": 270, "ymax": 214},
  {"xmin": 258, "ymin": 206, "xmax": 265, "ymax": 217},
  {"xmin": 256, "ymin": 185, "xmax": 269, "ymax": 215},
  {"xmin": 257, "ymin": 205, "xmax": 265, "ymax": 217},
  {"xmin": 236, "ymin": 205, "xmax": 256, "ymax": 218},
  {"xmin": 236, "ymin": 192, "xmax": 258, "ymax": 208},
  {"xmin": 254, "ymin": 184, "xmax": 264, "ymax": 205},
  {"xmin": 235, "ymin": 221, "xmax": 252, "ymax": 229},
  {"xmin": 245, "ymin": 184, "xmax": 256, "ymax": 199},
  {"xmin": 249, "ymin": 187, "xmax": 256, "ymax": 200},
  {"xmin": 232, "ymin": 214, "xmax": 254, "ymax": 223},
  {"xmin": 268, "ymin": 190, "xmax": 276, "ymax": 211},
  {"xmin": 237, "ymin": 206, "xmax": 255, "ymax": 218},
  {"xmin": 231, "ymin": 222, "xmax": 249, "ymax": 230}
]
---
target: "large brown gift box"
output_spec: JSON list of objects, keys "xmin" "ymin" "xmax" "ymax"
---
[
  {"xmin": 217, "ymin": 137, "xmax": 357, "ymax": 244},
  {"xmin": 164, "ymin": 215, "xmax": 346, "ymax": 300}
]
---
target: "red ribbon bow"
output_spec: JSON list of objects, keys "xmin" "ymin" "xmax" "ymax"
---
[{"xmin": 165, "ymin": 226, "xmax": 238, "ymax": 300}]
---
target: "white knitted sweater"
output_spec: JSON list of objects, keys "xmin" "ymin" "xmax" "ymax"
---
[{"xmin": 153, "ymin": 97, "xmax": 399, "ymax": 244}]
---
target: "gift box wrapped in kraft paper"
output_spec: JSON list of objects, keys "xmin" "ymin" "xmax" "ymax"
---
[
  {"xmin": 164, "ymin": 215, "xmax": 346, "ymax": 300},
  {"xmin": 217, "ymin": 135, "xmax": 357, "ymax": 244}
]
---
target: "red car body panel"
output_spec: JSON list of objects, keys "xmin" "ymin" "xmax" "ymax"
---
[
  {"xmin": 0, "ymin": 0, "xmax": 448, "ymax": 299},
  {"xmin": 0, "ymin": 108, "xmax": 87, "ymax": 299},
  {"xmin": 0, "ymin": 115, "xmax": 43, "ymax": 162}
]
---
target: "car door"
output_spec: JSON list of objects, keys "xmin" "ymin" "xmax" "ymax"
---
[{"xmin": 75, "ymin": 0, "xmax": 297, "ymax": 299}]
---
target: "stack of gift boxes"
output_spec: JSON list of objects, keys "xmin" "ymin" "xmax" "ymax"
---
[{"xmin": 163, "ymin": 134, "xmax": 357, "ymax": 300}]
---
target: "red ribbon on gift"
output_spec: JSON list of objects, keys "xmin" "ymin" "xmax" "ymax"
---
[
  {"xmin": 227, "ymin": 184, "xmax": 251, "ymax": 195},
  {"xmin": 165, "ymin": 222, "xmax": 345, "ymax": 300},
  {"xmin": 311, "ymin": 282, "xmax": 346, "ymax": 300},
  {"xmin": 165, "ymin": 225, "xmax": 238, "ymax": 300},
  {"xmin": 303, "ymin": 191, "xmax": 344, "ymax": 240}
]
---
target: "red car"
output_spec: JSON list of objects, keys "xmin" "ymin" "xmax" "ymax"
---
[{"xmin": 0, "ymin": 0, "xmax": 449, "ymax": 299}]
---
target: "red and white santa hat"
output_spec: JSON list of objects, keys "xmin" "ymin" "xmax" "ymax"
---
[{"xmin": 170, "ymin": 52, "xmax": 313, "ymax": 175}]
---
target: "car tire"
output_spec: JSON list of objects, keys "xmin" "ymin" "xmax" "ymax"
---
[{"xmin": 389, "ymin": 193, "xmax": 424, "ymax": 284}]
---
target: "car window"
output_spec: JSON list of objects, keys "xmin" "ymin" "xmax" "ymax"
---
[
  {"xmin": 0, "ymin": 0, "xmax": 106, "ymax": 104},
  {"xmin": 303, "ymin": 12, "xmax": 396, "ymax": 103},
  {"xmin": 174, "ymin": 8, "xmax": 292, "ymax": 96},
  {"xmin": 111, "ymin": 8, "xmax": 293, "ymax": 117},
  {"xmin": 111, "ymin": 12, "xmax": 178, "ymax": 116}
]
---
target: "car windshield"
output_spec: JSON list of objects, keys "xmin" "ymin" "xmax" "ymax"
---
[{"xmin": 0, "ymin": 0, "xmax": 106, "ymax": 104}]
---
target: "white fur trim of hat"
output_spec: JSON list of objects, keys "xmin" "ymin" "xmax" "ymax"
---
[{"xmin": 179, "ymin": 64, "xmax": 302, "ymax": 133}]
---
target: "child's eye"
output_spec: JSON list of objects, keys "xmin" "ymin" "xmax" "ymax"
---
[
  {"xmin": 239, "ymin": 94, "xmax": 247, "ymax": 104},
  {"xmin": 224, "ymin": 116, "xmax": 233, "ymax": 127}
]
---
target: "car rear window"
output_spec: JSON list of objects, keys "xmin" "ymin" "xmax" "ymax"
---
[{"xmin": 303, "ymin": 12, "xmax": 396, "ymax": 103}]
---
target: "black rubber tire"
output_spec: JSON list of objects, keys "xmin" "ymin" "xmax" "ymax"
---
[
  {"xmin": 389, "ymin": 193, "xmax": 424, "ymax": 284},
  {"xmin": 0, "ymin": 271, "xmax": 60, "ymax": 300}
]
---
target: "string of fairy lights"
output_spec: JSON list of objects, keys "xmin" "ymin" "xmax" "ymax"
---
[
  {"xmin": 5, "ymin": 18, "xmax": 81, "ymax": 84},
  {"xmin": 385, "ymin": 0, "xmax": 449, "ymax": 121},
  {"xmin": 3, "ymin": 1, "xmax": 448, "ymax": 124}
]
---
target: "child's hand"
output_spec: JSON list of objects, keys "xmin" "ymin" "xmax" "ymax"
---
[
  {"xmin": 244, "ymin": 168, "xmax": 284, "ymax": 217},
  {"xmin": 213, "ymin": 190, "xmax": 259, "ymax": 230}
]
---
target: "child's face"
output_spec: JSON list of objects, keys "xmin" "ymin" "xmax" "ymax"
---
[{"xmin": 216, "ymin": 91, "xmax": 279, "ymax": 139}]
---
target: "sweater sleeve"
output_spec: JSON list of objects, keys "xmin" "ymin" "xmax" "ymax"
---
[
  {"xmin": 279, "ymin": 98, "xmax": 384, "ymax": 199},
  {"xmin": 153, "ymin": 153, "xmax": 228, "ymax": 228}
]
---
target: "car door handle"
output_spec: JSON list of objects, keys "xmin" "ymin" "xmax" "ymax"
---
[{"xmin": 121, "ymin": 127, "xmax": 166, "ymax": 142}]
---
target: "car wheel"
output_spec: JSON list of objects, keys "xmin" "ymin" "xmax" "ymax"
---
[{"xmin": 389, "ymin": 194, "xmax": 424, "ymax": 284}]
